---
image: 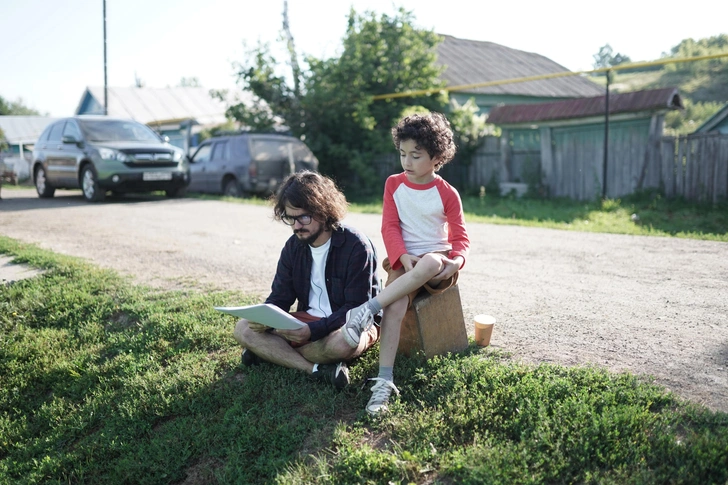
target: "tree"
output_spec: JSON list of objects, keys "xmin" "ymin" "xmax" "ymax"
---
[
  {"xmin": 664, "ymin": 34, "xmax": 728, "ymax": 74},
  {"xmin": 593, "ymin": 44, "xmax": 631, "ymax": 69},
  {"xmin": 228, "ymin": 7, "xmax": 446, "ymax": 194},
  {"xmin": 0, "ymin": 95, "xmax": 41, "ymax": 116},
  {"xmin": 178, "ymin": 77, "xmax": 201, "ymax": 87}
]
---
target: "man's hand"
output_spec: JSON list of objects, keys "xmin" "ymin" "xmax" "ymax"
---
[
  {"xmin": 275, "ymin": 325, "xmax": 312, "ymax": 344},
  {"xmin": 399, "ymin": 253, "xmax": 420, "ymax": 272},
  {"xmin": 248, "ymin": 321, "xmax": 270, "ymax": 333}
]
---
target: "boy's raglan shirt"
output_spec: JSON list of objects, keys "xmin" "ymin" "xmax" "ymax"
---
[{"xmin": 381, "ymin": 172, "xmax": 470, "ymax": 271}]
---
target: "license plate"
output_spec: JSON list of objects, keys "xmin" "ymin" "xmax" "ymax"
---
[{"xmin": 143, "ymin": 172, "xmax": 173, "ymax": 181}]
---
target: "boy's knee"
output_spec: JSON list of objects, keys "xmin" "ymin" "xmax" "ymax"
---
[{"xmin": 417, "ymin": 253, "xmax": 444, "ymax": 276}]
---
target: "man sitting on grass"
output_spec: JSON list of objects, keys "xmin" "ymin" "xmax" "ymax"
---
[{"xmin": 232, "ymin": 171, "xmax": 380, "ymax": 389}]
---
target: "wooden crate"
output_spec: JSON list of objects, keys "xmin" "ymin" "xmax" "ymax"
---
[{"xmin": 397, "ymin": 284, "xmax": 468, "ymax": 359}]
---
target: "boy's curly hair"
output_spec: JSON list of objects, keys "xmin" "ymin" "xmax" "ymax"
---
[
  {"xmin": 272, "ymin": 171, "xmax": 348, "ymax": 231},
  {"xmin": 391, "ymin": 112, "xmax": 457, "ymax": 170}
]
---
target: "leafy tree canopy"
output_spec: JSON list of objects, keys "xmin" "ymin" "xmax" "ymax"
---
[
  {"xmin": 663, "ymin": 34, "xmax": 728, "ymax": 75},
  {"xmin": 593, "ymin": 44, "xmax": 632, "ymax": 69},
  {"xmin": 0, "ymin": 95, "xmax": 41, "ymax": 116},
  {"xmin": 228, "ymin": 8, "xmax": 447, "ymax": 194}
]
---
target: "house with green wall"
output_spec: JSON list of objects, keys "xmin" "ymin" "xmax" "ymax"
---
[{"xmin": 485, "ymin": 87, "xmax": 684, "ymax": 200}]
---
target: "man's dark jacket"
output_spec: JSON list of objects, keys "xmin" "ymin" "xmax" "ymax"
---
[{"xmin": 265, "ymin": 225, "xmax": 379, "ymax": 341}]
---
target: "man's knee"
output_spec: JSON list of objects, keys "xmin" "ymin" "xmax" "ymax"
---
[{"xmin": 233, "ymin": 319, "xmax": 251, "ymax": 344}]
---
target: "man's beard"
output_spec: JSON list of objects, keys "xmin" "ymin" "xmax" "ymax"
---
[{"xmin": 294, "ymin": 225, "xmax": 325, "ymax": 246}]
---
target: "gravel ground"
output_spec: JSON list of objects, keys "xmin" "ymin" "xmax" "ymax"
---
[{"xmin": 1, "ymin": 188, "xmax": 727, "ymax": 412}]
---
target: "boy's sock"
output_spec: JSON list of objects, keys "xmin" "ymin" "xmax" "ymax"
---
[
  {"xmin": 367, "ymin": 298, "xmax": 382, "ymax": 315},
  {"xmin": 377, "ymin": 366, "xmax": 394, "ymax": 382}
]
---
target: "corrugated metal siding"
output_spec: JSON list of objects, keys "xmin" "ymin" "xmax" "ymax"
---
[
  {"xmin": 436, "ymin": 35, "xmax": 604, "ymax": 98},
  {"xmin": 0, "ymin": 116, "xmax": 59, "ymax": 144},
  {"xmin": 488, "ymin": 88, "xmax": 682, "ymax": 124},
  {"xmin": 78, "ymin": 86, "xmax": 231, "ymax": 126}
]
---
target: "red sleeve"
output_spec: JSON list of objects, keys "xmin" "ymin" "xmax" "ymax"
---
[
  {"xmin": 381, "ymin": 175, "xmax": 407, "ymax": 271},
  {"xmin": 438, "ymin": 182, "xmax": 470, "ymax": 268}
]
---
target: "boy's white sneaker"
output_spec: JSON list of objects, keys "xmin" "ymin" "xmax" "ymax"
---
[
  {"xmin": 342, "ymin": 304, "xmax": 374, "ymax": 348},
  {"xmin": 366, "ymin": 378, "xmax": 399, "ymax": 416}
]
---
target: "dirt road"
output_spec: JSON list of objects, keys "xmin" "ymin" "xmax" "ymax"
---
[{"xmin": 1, "ymin": 188, "xmax": 727, "ymax": 412}]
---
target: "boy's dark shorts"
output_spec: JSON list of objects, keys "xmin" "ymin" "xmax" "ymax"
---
[{"xmin": 382, "ymin": 253, "xmax": 459, "ymax": 309}]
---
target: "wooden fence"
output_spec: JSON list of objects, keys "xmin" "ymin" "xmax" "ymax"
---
[
  {"xmin": 660, "ymin": 133, "xmax": 728, "ymax": 204},
  {"xmin": 373, "ymin": 131, "xmax": 728, "ymax": 203}
]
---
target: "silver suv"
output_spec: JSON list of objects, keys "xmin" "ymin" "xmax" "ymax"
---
[
  {"xmin": 187, "ymin": 133, "xmax": 319, "ymax": 197},
  {"xmin": 32, "ymin": 116, "xmax": 190, "ymax": 202}
]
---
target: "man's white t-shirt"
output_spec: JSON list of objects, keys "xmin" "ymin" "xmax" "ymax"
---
[{"xmin": 307, "ymin": 238, "xmax": 333, "ymax": 318}]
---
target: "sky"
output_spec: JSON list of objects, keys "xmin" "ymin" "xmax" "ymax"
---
[{"xmin": 1, "ymin": 0, "xmax": 726, "ymax": 117}]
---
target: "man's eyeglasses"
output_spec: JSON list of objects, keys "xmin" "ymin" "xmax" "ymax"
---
[{"xmin": 281, "ymin": 214, "xmax": 313, "ymax": 226}]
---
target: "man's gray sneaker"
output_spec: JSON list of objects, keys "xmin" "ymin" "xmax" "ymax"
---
[
  {"xmin": 366, "ymin": 378, "xmax": 400, "ymax": 415},
  {"xmin": 311, "ymin": 362, "xmax": 350, "ymax": 389},
  {"xmin": 342, "ymin": 305, "xmax": 375, "ymax": 348}
]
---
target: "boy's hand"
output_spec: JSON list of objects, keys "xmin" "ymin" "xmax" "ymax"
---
[
  {"xmin": 399, "ymin": 254, "xmax": 420, "ymax": 272},
  {"xmin": 434, "ymin": 255, "xmax": 464, "ymax": 280}
]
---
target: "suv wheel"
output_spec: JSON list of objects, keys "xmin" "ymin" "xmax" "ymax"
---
[
  {"xmin": 223, "ymin": 179, "xmax": 241, "ymax": 197},
  {"xmin": 35, "ymin": 166, "xmax": 56, "ymax": 198},
  {"xmin": 81, "ymin": 165, "xmax": 106, "ymax": 202}
]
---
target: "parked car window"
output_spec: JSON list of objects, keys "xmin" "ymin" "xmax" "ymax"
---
[
  {"xmin": 37, "ymin": 125, "xmax": 52, "ymax": 143},
  {"xmin": 192, "ymin": 144, "xmax": 212, "ymax": 163},
  {"xmin": 48, "ymin": 122, "xmax": 65, "ymax": 142},
  {"xmin": 211, "ymin": 141, "xmax": 228, "ymax": 160},
  {"xmin": 292, "ymin": 141, "xmax": 316, "ymax": 163},
  {"xmin": 62, "ymin": 120, "xmax": 82, "ymax": 141},
  {"xmin": 251, "ymin": 139, "xmax": 288, "ymax": 162},
  {"xmin": 77, "ymin": 119, "xmax": 160, "ymax": 142}
]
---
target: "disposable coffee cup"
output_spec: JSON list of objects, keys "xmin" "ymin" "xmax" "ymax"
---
[{"xmin": 474, "ymin": 314, "xmax": 496, "ymax": 347}]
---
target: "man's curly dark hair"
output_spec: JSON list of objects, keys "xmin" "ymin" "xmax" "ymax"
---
[
  {"xmin": 391, "ymin": 112, "xmax": 457, "ymax": 170},
  {"xmin": 272, "ymin": 171, "xmax": 348, "ymax": 230}
]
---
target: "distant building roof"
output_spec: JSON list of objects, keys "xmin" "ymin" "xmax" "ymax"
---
[
  {"xmin": 695, "ymin": 103, "xmax": 728, "ymax": 133},
  {"xmin": 76, "ymin": 86, "xmax": 234, "ymax": 126},
  {"xmin": 0, "ymin": 116, "xmax": 59, "ymax": 145},
  {"xmin": 436, "ymin": 35, "xmax": 604, "ymax": 99},
  {"xmin": 487, "ymin": 87, "xmax": 683, "ymax": 125}
]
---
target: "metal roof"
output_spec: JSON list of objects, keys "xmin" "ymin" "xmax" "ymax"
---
[
  {"xmin": 77, "ymin": 86, "xmax": 233, "ymax": 125},
  {"xmin": 436, "ymin": 35, "xmax": 605, "ymax": 98},
  {"xmin": 486, "ymin": 87, "xmax": 683, "ymax": 125},
  {"xmin": 0, "ymin": 116, "xmax": 59, "ymax": 144},
  {"xmin": 695, "ymin": 103, "xmax": 728, "ymax": 132}
]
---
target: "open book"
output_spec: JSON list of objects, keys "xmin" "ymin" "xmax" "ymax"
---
[{"xmin": 214, "ymin": 303, "xmax": 306, "ymax": 330}]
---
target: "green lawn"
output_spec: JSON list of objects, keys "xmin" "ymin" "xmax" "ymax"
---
[
  {"xmin": 1, "ymin": 237, "xmax": 727, "ymax": 484},
  {"xmin": 353, "ymin": 191, "xmax": 728, "ymax": 242}
]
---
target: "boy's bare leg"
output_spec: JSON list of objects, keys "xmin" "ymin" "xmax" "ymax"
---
[
  {"xmin": 375, "ymin": 253, "xmax": 445, "ymax": 308},
  {"xmin": 378, "ymin": 296, "xmax": 408, "ymax": 367}
]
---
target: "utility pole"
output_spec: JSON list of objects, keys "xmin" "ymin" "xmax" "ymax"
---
[
  {"xmin": 103, "ymin": 0, "xmax": 108, "ymax": 115},
  {"xmin": 602, "ymin": 70, "xmax": 610, "ymax": 199}
]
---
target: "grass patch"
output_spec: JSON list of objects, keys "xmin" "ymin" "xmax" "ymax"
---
[
  {"xmin": 351, "ymin": 190, "xmax": 728, "ymax": 242},
  {"xmin": 2, "ymin": 237, "xmax": 727, "ymax": 484}
]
